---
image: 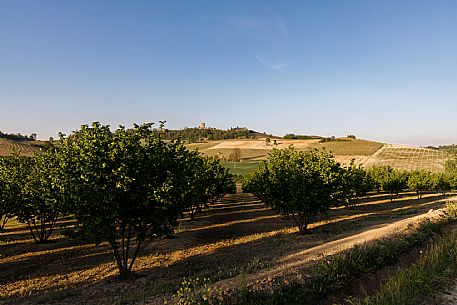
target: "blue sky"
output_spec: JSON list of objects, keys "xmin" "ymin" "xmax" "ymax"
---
[{"xmin": 1, "ymin": 1, "xmax": 457, "ymax": 146}]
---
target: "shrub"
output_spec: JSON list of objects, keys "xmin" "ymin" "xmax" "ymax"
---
[
  {"xmin": 244, "ymin": 148, "xmax": 342, "ymax": 234},
  {"xmin": 57, "ymin": 122, "xmax": 203, "ymax": 277},
  {"xmin": 0, "ymin": 151, "xmax": 65, "ymax": 242},
  {"xmin": 407, "ymin": 170, "xmax": 433, "ymax": 199}
]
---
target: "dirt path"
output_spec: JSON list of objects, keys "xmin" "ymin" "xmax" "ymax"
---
[
  {"xmin": 208, "ymin": 207, "xmax": 447, "ymax": 293},
  {"xmin": 146, "ymin": 195, "xmax": 452, "ymax": 304}
]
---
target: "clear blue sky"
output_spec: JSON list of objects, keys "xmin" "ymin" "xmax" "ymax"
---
[{"xmin": 1, "ymin": 1, "xmax": 457, "ymax": 146}]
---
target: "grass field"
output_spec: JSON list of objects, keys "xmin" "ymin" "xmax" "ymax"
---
[
  {"xmin": 221, "ymin": 161, "xmax": 262, "ymax": 176},
  {"xmin": 0, "ymin": 191, "xmax": 452, "ymax": 304}
]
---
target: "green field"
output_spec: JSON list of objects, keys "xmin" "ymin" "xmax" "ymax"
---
[{"xmin": 221, "ymin": 160, "xmax": 262, "ymax": 176}]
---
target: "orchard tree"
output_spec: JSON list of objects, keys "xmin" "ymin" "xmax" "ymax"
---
[
  {"xmin": 245, "ymin": 148, "xmax": 342, "ymax": 234},
  {"xmin": 57, "ymin": 122, "xmax": 203, "ymax": 277},
  {"xmin": 407, "ymin": 170, "xmax": 433, "ymax": 199},
  {"xmin": 0, "ymin": 158, "xmax": 16, "ymax": 230},
  {"xmin": 432, "ymin": 172, "xmax": 453, "ymax": 195},
  {"xmin": 367, "ymin": 165, "xmax": 394, "ymax": 193},
  {"xmin": 382, "ymin": 170, "xmax": 408, "ymax": 202},
  {"xmin": 179, "ymin": 154, "xmax": 234, "ymax": 220},
  {"xmin": 339, "ymin": 162, "xmax": 373, "ymax": 209},
  {"xmin": 0, "ymin": 151, "xmax": 65, "ymax": 242}
]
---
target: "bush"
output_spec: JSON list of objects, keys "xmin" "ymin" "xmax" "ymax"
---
[
  {"xmin": 339, "ymin": 162, "xmax": 374, "ymax": 208},
  {"xmin": 432, "ymin": 172, "xmax": 453, "ymax": 195},
  {"xmin": 57, "ymin": 122, "xmax": 215, "ymax": 277},
  {"xmin": 407, "ymin": 170, "xmax": 433, "ymax": 199},
  {"xmin": 244, "ymin": 148, "xmax": 342, "ymax": 234},
  {"xmin": 0, "ymin": 151, "xmax": 65, "ymax": 241}
]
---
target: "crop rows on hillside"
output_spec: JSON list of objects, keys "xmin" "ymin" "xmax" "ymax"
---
[
  {"xmin": 362, "ymin": 145, "xmax": 449, "ymax": 172},
  {"xmin": 0, "ymin": 138, "xmax": 41, "ymax": 156}
]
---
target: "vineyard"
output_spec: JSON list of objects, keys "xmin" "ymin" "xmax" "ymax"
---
[{"xmin": 362, "ymin": 144, "xmax": 449, "ymax": 172}]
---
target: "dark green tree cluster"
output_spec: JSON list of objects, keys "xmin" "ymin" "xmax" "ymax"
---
[
  {"xmin": 0, "ymin": 131, "xmax": 37, "ymax": 141},
  {"xmin": 283, "ymin": 134, "xmax": 322, "ymax": 140},
  {"xmin": 367, "ymin": 165, "xmax": 457, "ymax": 200},
  {"xmin": 244, "ymin": 150, "xmax": 457, "ymax": 233},
  {"xmin": 0, "ymin": 122, "xmax": 235, "ymax": 278},
  {"xmin": 366, "ymin": 166, "xmax": 409, "ymax": 201},
  {"xmin": 0, "ymin": 152, "xmax": 65, "ymax": 240},
  {"xmin": 161, "ymin": 127, "xmax": 255, "ymax": 143},
  {"xmin": 339, "ymin": 161, "xmax": 374, "ymax": 208},
  {"xmin": 184, "ymin": 156, "xmax": 236, "ymax": 219},
  {"xmin": 243, "ymin": 148, "xmax": 345, "ymax": 234}
]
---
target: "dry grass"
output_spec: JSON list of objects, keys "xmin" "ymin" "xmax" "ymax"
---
[{"xmin": 0, "ymin": 192, "xmax": 450, "ymax": 305}]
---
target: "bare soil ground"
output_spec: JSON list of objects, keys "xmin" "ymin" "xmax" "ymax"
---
[{"xmin": 0, "ymin": 192, "xmax": 452, "ymax": 305}]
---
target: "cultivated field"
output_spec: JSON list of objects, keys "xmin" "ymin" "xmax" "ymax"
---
[
  {"xmin": 362, "ymin": 144, "xmax": 450, "ymax": 172},
  {"xmin": 0, "ymin": 139, "xmax": 42, "ymax": 157},
  {"xmin": 193, "ymin": 138, "xmax": 383, "ymax": 163},
  {"xmin": 190, "ymin": 138, "xmax": 452, "ymax": 175},
  {"xmin": 0, "ymin": 191, "xmax": 451, "ymax": 305}
]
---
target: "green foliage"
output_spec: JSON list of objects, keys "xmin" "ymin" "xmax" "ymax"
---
[
  {"xmin": 55, "ymin": 122, "xmax": 234, "ymax": 277},
  {"xmin": 56, "ymin": 122, "xmax": 196, "ymax": 277},
  {"xmin": 174, "ymin": 277, "xmax": 214, "ymax": 305},
  {"xmin": 381, "ymin": 170, "xmax": 408, "ymax": 202},
  {"xmin": 431, "ymin": 172, "xmax": 453, "ymax": 195},
  {"xmin": 407, "ymin": 170, "xmax": 433, "ymax": 199},
  {"xmin": 161, "ymin": 127, "xmax": 260, "ymax": 143},
  {"xmin": 0, "ymin": 151, "xmax": 64, "ymax": 241},
  {"xmin": 186, "ymin": 156, "xmax": 235, "ymax": 219},
  {"xmin": 283, "ymin": 134, "xmax": 322, "ymax": 140},
  {"xmin": 367, "ymin": 166, "xmax": 408, "ymax": 201},
  {"xmin": 339, "ymin": 162, "xmax": 374, "ymax": 208},
  {"xmin": 445, "ymin": 157, "xmax": 457, "ymax": 174},
  {"xmin": 367, "ymin": 165, "xmax": 394, "ymax": 193},
  {"xmin": 0, "ymin": 130, "xmax": 37, "ymax": 141},
  {"xmin": 244, "ymin": 148, "xmax": 342, "ymax": 233},
  {"xmin": 0, "ymin": 157, "xmax": 18, "ymax": 230}
]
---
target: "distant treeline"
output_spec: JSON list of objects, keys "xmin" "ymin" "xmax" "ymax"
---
[
  {"xmin": 160, "ymin": 127, "xmax": 266, "ymax": 142},
  {"xmin": 0, "ymin": 131, "xmax": 36, "ymax": 142},
  {"xmin": 439, "ymin": 144, "xmax": 457, "ymax": 151},
  {"xmin": 284, "ymin": 134, "xmax": 323, "ymax": 140},
  {"xmin": 438, "ymin": 145, "xmax": 457, "ymax": 158}
]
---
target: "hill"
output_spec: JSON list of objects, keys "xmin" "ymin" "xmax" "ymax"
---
[
  {"xmin": 188, "ymin": 138, "xmax": 452, "ymax": 175},
  {"xmin": 189, "ymin": 137, "xmax": 383, "ymax": 163},
  {"xmin": 0, "ymin": 138, "xmax": 47, "ymax": 157}
]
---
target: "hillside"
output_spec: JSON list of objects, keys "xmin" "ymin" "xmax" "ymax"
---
[
  {"xmin": 188, "ymin": 138, "xmax": 452, "ymax": 174},
  {"xmin": 189, "ymin": 138, "xmax": 383, "ymax": 163},
  {"xmin": 0, "ymin": 130, "xmax": 452, "ymax": 173},
  {"xmin": 0, "ymin": 138, "xmax": 45, "ymax": 157}
]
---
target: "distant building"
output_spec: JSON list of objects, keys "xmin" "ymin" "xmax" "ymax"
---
[{"xmin": 199, "ymin": 122, "xmax": 206, "ymax": 129}]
